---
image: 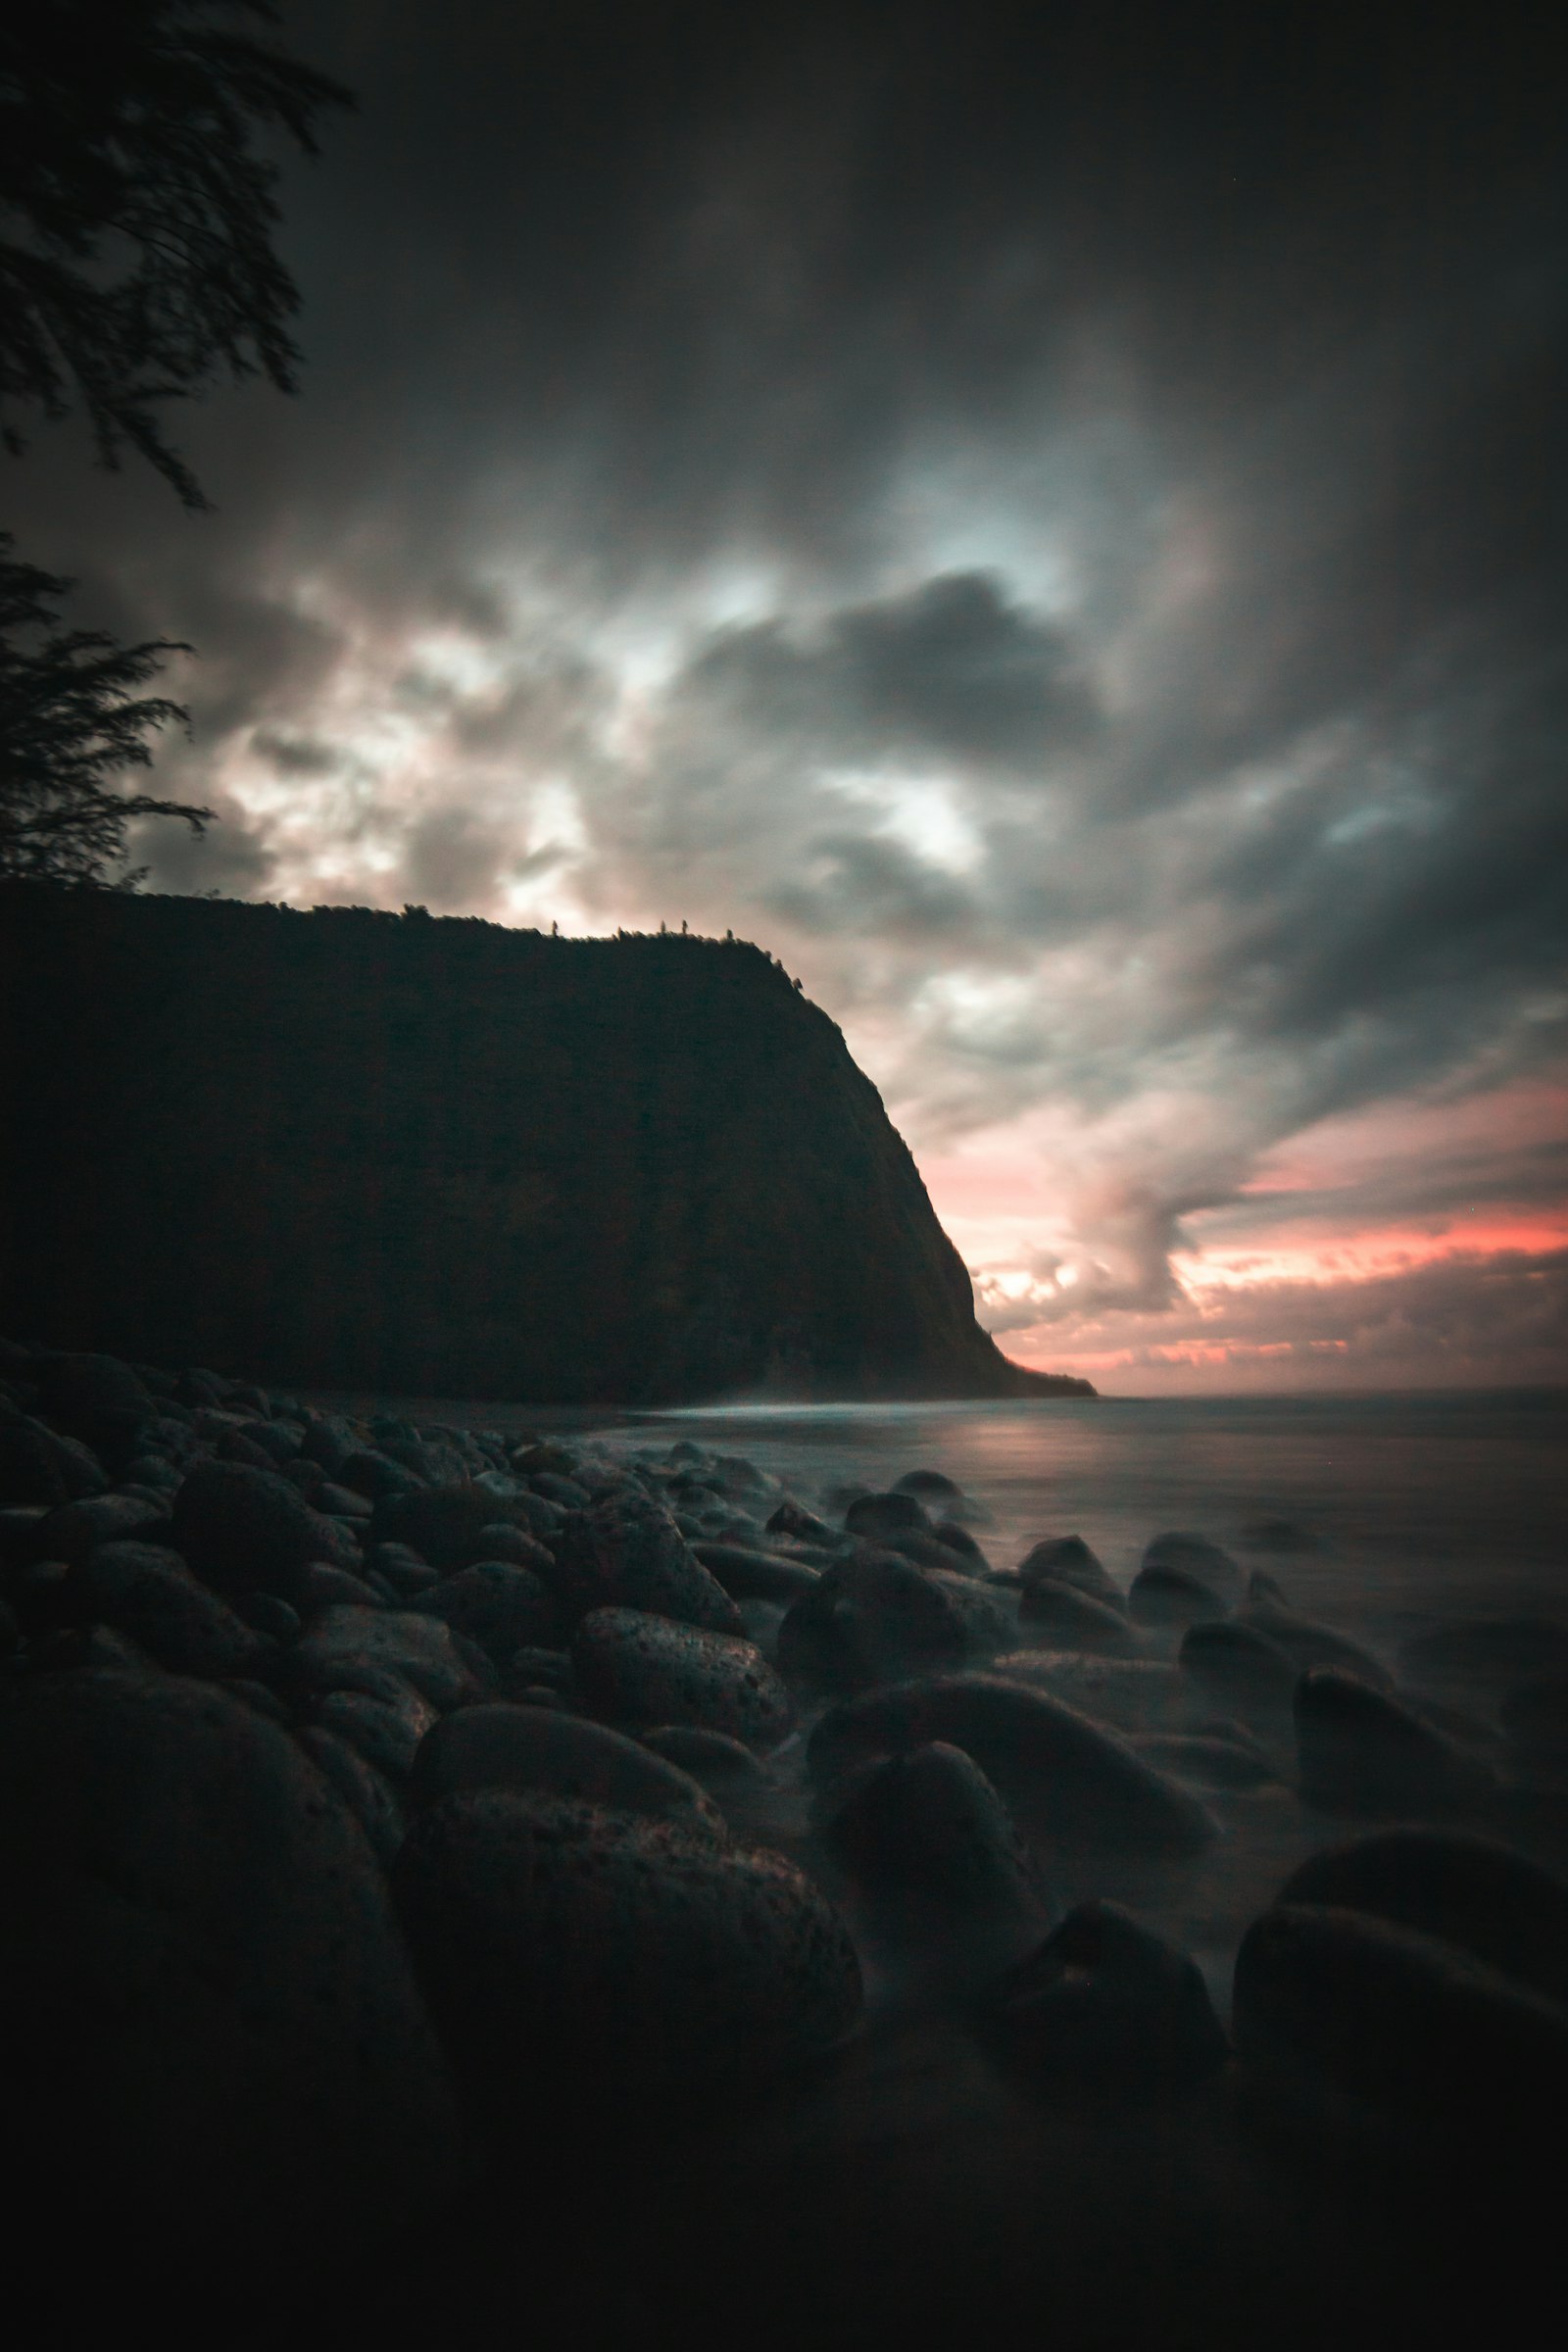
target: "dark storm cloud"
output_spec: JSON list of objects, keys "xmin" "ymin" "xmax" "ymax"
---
[{"xmin": 7, "ymin": 1, "xmax": 1564, "ymax": 1371}]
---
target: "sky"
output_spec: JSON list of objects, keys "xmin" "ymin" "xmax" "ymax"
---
[{"xmin": 9, "ymin": 0, "xmax": 1567, "ymax": 1394}]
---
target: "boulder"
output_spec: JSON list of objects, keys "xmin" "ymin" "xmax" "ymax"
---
[
  {"xmin": 1238, "ymin": 1600, "xmax": 1393, "ymax": 1689},
  {"xmin": 844, "ymin": 1490, "xmax": 930, "ymax": 1542},
  {"xmin": 1139, "ymin": 1532, "xmax": 1244, "ymax": 1605},
  {"xmin": 639, "ymin": 1725, "xmax": 773, "ymax": 1790},
  {"xmin": 1016, "ymin": 1536, "xmax": 1124, "ymax": 1611},
  {"xmin": 293, "ymin": 1725, "xmax": 406, "ymax": 1867},
  {"xmin": 75, "ymin": 1541, "xmax": 265, "ymax": 1681},
  {"xmin": 1178, "ymin": 1619, "xmax": 1298, "ymax": 1716},
  {"xmin": 987, "ymin": 1649, "xmax": 1199, "ymax": 1735},
  {"xmin": 1019, "ymin": 1577, "xmax": 1138, "ymax": 1652},
  {"xmin": 807, "ymin": 1673, "xmax": 1217, "ymax": 1851},
  {"xmin": 553, "ymin": 1490, "xmax": 744, "ymax": 1634},
  {"xmin": 1130, "ymin": 1732, "xmax": 1283, "ymax": 1790},
  {"xmin": 392, "ymin": 1789, "xmax": 862, "ymax": 2120},
  {"xmin": 984, "ymin": 1900, "xmax": 1229, "ymax": 2090},
  {"xmin": 572, "ymin": 1606, "xmax": 795, "ymax": 1749},
  {"xmin": 825, "ymin": 1740, "xmax": 1041, "ymax": 1920},
  {"xmin": 1295, "ymin": 1668, "xmax": 1497, "ymax": 1816},
  {"xmin": 0, "ymin": 1414, "xmax": 107, "ymax": 1506},
  {"xmin": 777, "ymin": 1549, "xmax": 981, "ymax": 1693},
  {"xmin": 409, "ymin": 1701, "xmax": 723, "ymax": 1829},
  {"xmin": 171, "ymin": 1461, "xmax": 357, "ymax": 1607},
  {"xmin": 33, "ymin": 1351, "xmax": 156, "ymax": 1457},
  {"xmin": 31, "ymin": 1491, "xmax": 172, "ymax": 1565},
  {"xmin": 691, "ymin": 1541, "xmax": 823, "ymax": 1602},
  {"xmin": 314, "ymin": 1682, "xmax": 438, "ymax": 1784},
  {"xmin": 0, "ymin": 1671, "xmax": 460, "ymax": 2263},
  {"xmin": 370, "ymin": 1480, "xmax": 547, "ymax": 1572},
  {"xmin": 1130, "ymin": 1564, "xmax": 1231, "ymax": 1628},
  {"xmin": 290, "ymin": 1605, "xmax": 475, "ymax": 1710},
  {"xmin": 413, "ymin": 1561, "xmax": 557, "ymax": 1659}
]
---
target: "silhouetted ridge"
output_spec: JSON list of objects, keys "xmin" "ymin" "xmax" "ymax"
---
[{"xmin": 0, "ymin": 883, "xmax": 1093, "ymax": 1403}]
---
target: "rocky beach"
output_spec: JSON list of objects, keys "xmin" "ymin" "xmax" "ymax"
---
[{"xmin": 4, "ymin": 1343, "xmax": 1565, "ymax": 2347}]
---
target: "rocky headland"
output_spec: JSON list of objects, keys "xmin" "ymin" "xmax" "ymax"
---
[{"xmin": 0, "ymin": 882, "xmax": 1092, "ymax": 1404}]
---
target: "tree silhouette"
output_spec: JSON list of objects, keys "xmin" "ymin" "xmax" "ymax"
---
[
  {"xmin": 0, "ymin": 533, "xmax": 208, "ymax": 882},
  {"xmin": 1, "ymin": 1, "xmax": 353, "ymax": 509}
]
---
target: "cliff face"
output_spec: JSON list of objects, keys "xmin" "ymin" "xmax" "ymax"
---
[{"xmin": 0, "ymin": 886, "xmax": 1093, "ymax": 1404}]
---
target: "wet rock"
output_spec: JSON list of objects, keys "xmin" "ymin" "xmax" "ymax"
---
[
  {"xmin": 0, "ymin": 1415, "xmax": 108, "ymax": 1507},
  {"xmin": 1140, "ymin": 1532, "xmax": 1244, "ymax": 1604},
  {"xmin": 825, "ymin": 1740, "xmax": 1042, "ymax": 1920},
  {"xmin": 639, "ymin": 1724, "xmax": 773, "ymax": 1789},
  {"xmin": 75, "ymin": 1542, "xmax": 265, "ymax": 1680},
  {"xmin": 338, "ymin": 1446, "xmax": 424, "ymax": 1500},
  {"xmin": 764, "ymin": 1498, "xmax": 838, "ymax": 1546},
  {"xmin": 925, "ymin": 1569, "xmax": 1015, "ymax": 1656},
  {"xmin": 32, "ymin": 1491, "xmax": 172, "ymax": 1565},
  {"xmin": 33, "ymin": 1352, "xmax": 155, "ymax": 1458},
  {"xmin": 988, "ymin": 1649, "xmax": 1200, "ymax": 1735},
  {"xmin": 1019, "ymin": 1576, "xmax": 1138, "ymax": 1652},
  {"xmin": 1277, "ymin": 1829, "xmax": 1568, "ymax": 2006},
  {"xmin": 1238, "ymin": 1600, "xmax": 1393, "ymax": 1689},
  {"xmin": 808, "ymin": 1673, "xmax": 1217, "ymax": 1851},
  {"xmin": 984, "ymin": 1900, "xmax": 1230, "ymax": 2090},
  {"xmin": 235, "ymin": 1590, "xmax": 302, "ymax": 1643},
  {"xmin": 1295, "ymin": 1668, "xmax": 1497, "ymax": 1816},
  {"xmin": 413, "ymin": 1561, "xmax": 556, "ymax": 1659},
  {"xmin": 499, "ymin": 1643, "xmax": 574, "ymax": 1696},
  {"xmin": 894, "ymin": 1469, "xmax": 963, "ymax": 1501},
  {"xmin": 297, "ymin": 1563, "xmax": 384, "ymax": 1614},
  {"xmin": 0, "ymin": 1670, "xmax": 460, "ymax": 2258},
  {"xmin": 844, "ymin": 1490, "xmax": 930, "ymax": 1542},
  {"xmin": 572, "ymin": 1606, "xmax": 796, "ymax": 1749},
  {"xmin": 1130, "ymin": 1564, "xmax": 1231, "ymax": 1628},
  {"xmin": 171, "ymin": 1461, "xmax": 357, "ymax": 1607},
  {"xmin": 315, "ymin": 1680, "xmax": 438, "ymax": 1784},
  {"xmin": 392, "ymin": 1789, "xmax": 862, "ymax": 2120},
  {"xmin": 554, "ymin": 1490, "xmax": 744, "ymax": 1634},
  {"xmin": 461, "ymin": 1521, "xmax": 552, "ymax": 1572},
  {"xmin": 294, "ymin": 1725, "xmax": 407, "ymax": 1867},
  {"xmin": 317, "ymin": 1480, "xmax": 373, "ymax": 1518},
  {"xmin": 777, "ymin": 1549, "xmax": 981, "ymax": 1693},
  {"xmin": 291, "ymin": 1604, "xmax": 475, "ymax": 1710},
  {"xmin": 1233, "ymin": 1901, "xmax": 1568, "ymax": 2136},
  {"xmin": 1017, "ymin": 1536, "xmax": 1124, "ymax": 1611},
  {"xmin": 410, "ymin": 1701, "xmax": 723, "ymax": 1829},
  {"xmin": 369, "ymin": 1480, "xmax": 546, "ymax": 1572},
  {"xmin": 692, "ymin": 1540, "xmax": 823, "ymax": 1602},
  {"xmin": 1179, "ymin": 1618, "xmax": 1298, "ymax": 1716},
  {"xmin": 883, "ymin": 1526, "xmax": 987, "ymax": 1577},
  {"xmin": 368, "ymin": 1541, "xmax": 440, "ymax": 1596}
]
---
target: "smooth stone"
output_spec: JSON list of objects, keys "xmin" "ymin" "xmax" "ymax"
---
[
  {"xmin": 1139, "ymin": 1532, "xmax": 1244, "ymax": 1605},
  {"xmin": 171, "ymin": 1461, "xmax": 358, "ymax": 1607},
  {"xmin": 32, "ymin": 1491, "xmax": 172, "ymax": 1565},
  {"xmin": 1131, "ymin": 1733, "xmax": 1284, "ymax": 1789},
  {"xmin": 466, "ymin": 1520, "xmax": 555, "ymax": 1569},
  {"xmin": 409, "ymin": 1701, "xmax": 723, "ymax": 1830},
  {"xmin": 572, "ymin": 1607, "xmax": 795, "ymax": 1749},
  {"xmin": 844, "ymin": 1491, "xmax": 930, "ymax": 1541},
  {"xmin": 294, "ymin": 1725, "xmax": 407, "ymax": 1867},
  {"xmin": 691, "ymin": 1541, "xmax": 823, "ymax": 1601},
  {"xmin": 554, "ymin": 1490, "xmax": 743, "ymax": 1634},
  {"xmin": 1296, "ymin": 1668, "xmax": 1497, "ymax": 1816},
  {"xmin": 884, "ymin": 1527, "xmax": 986, "ymax": 1578},
  {"xmin": 529, "ymin": 1470, "xmax": 592, "ymax": 1510},
  {"xmin": 925, "ymin": 1569, "xmax": 1015, "ymax": 1656},
  {"xmin": 988, "ymin": 1650, "xmax": 1200, "ymax": 1734},
  {"xmin": 984, "ymin": 1900, "xmax": 1229, "ymax": 2090},
  {"xmin": 0, "ymin": 1671, "xmax": 460, "ymax": 2257},
  {"xmin": 931, "ymin": 1520, "xmax": 989, "ymax": 1567},
  {"xmin": 392, "ymin": 1789, "xmax": 862, "ymax": 2119},
  {"xmin": 777, "ymin": 1549, "xmax": 984, "ymax": 1693},
  {"xmin": 33, "ymin": 1351, "xmax": 156, "ymax": 1453},
  {"xmin": 413, "ymin": 1561, "xmax": 557, "ymax": 1659},
  {"xmin": 370, "ymin": 1481, "xmax": 547, "ymax": 1572},
  {"xmin": 764, "ymin": 1498, "xmax": 838, "ymax": 1546},
  {"xmin": 1277, "ymin": 1829, "xmax": 1568, "ymax": 2006},
  {"xmin": 1130, "ymin": 1564, "xmax": 1231, "ymax": 1628},
  {"xmin": 807, "ymin": 1674, "xmax": 1217, "ymax": 1851},
  {"xmin": 298, "ymin": 1562, "xmax": 383, "ymax": 1615},
  {"xmin": 639, "ymin": 1724, "xmax": 773, "ymax": 1788},
  {"xmin": 315, "ymin": 1683, "xmax": 438, "ymax": 1784},
  {"xmin": 75, "ymin": 1541, "xmax": 265, "ymax": 1680},
  {"xmin": 825, "ymin": 1740, "xmax": 1042, "ymax": 1920},
  {"xmin": 1016, "ymin": 1536, "xmax": 1124, "ymax": 1611},
  {"xmin": 337, "ymin": 1446, "xmax": 423, "ymax": 1500},
  {"xmin": 368, "ymin": 1541, "xmax": 440, "ymax": 1595},
  {"xmin": 499, "ymin": 1643, "xmax": 574, "ymax": 1696},
  {"xmin": 1018, "ymin": 1577, "xmax": 1138, "ymax": 1652},
  {"xmin": 291, "ymin": 1605, "xmax": 475, "ymax": 1709},
  {"xmin": 894, "ymin": 1469, "xmax": 964, "ymax": 1500},
  {"xmin": 1233, "ymin": 1901, "xmax": 1568, "ymax": 2136},
  {"xmin": 0, "ymin": 1415, "xmax": 107, "ymax": 1505},
  {"xmin": 1179, "ymin": 1618, "xmax": 1298, "ymax": 1715},
  {"xmin": 1238, "ymin": 1601, "xmax": 1393, "ymax": 1689}
]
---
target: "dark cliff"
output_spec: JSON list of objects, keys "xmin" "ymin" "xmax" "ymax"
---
[{"xmin": 0, "ymin": 885, "xmax": 1093, "ymax": 1404}]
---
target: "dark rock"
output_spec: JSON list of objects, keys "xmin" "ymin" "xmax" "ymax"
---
[
  {"xmin": 984, "ymin": 1900, "xmax": 1229, "ymax": 2090},
  {"xmin": 370, "ymin": 1481, "xmax": 543, "ymax": 1572},
  {"xmin": 989, "ymin": 1649, "xmax": 1200, "ymax": 1734},
  {"xmin": 554, "ymin": 1489, "xmax": 744, "ymax": 1634},
  {"xmin": 825, "ymin": 1740, "xmax": 1041, "ymax": 1919},
  {"xmin": 639, "ymin": 1724, "xmax": 772, "ymax": 1788},
  {"xmin": 500, "ymin": 1643, "xmax": 574, "ymax": 1695},
  {"xmin": 220, "ymin": 1428, "xmax": 284, "ymax": 1472},
  {"xmin": 225, "ymin": 1676, "xmax": 291, "ymax": 1724},
  {"xmin": 171, "ymin": 1461, "xmax": 351, "ymax": 1607},
  {"xmin": 75, "ymin": 1542, "xmax": 265, "ymax": 1680},
  {"xmin": 291, "ymin": 1604, "xmax": 475, "ymax": 1710},
  {"xmin": 1016, "ymin": 1536, "xmax": 1124, "ymax": 1611},
  {"xmin": 808, "ymin": 1673, "xmax": 1217, "ymax": 1850},
  {"xmin": 409, "ymin": 1701, "xmax": 723, "ymax": 1829},
  {"xmin": 338, "ymin": 1446, "xmax": 424, "ymax": 1499},
  {"xmin": 298, "ymin": 1563, "xmax": 385, "ymax": 1615},
  {"xmin": 692, "ymin": 1540, "xmax": 823, "ymax": 1601},
  {"xmin": 1131, "ymin": 1733, "xmax": 1283, "ymax": 1789},
  {"xmin": 1130, "ymin": 1563, "xmax": 1231, "ymax": 1628},
  {"xmin": 884, "ymin": 1526, "xmax": 985, "ymax": 1577},
  {"xmin": 894, "ymin": 1469, "xmax": 963, "ymax": 1500},
  {"xmin": 315, "ymin": 1682, "xmax": 438, "ymax": 1784},
  {"xmin": 294, "ymin": 1725, "xmax": 407, "ymax": 1867},
  {"xmin": 1277, "ymin": 1829, "xmax": 1568, "ymax": 2006},
  {"xmin": 1233, "ymin": 1901, "xmax": 1568, "ymax": 2135},
  {"xmin": 368, "ymin": 1540, "xmax": 440, "ymax": 1595},
  {"xmin": 765, "ymin": 1498, "xmax": 837, "ymax": 1545},
  {"xmin": 0, "ymin": 1415, "xmax": 107, "ymax": 1505},
  {"xmin": 279, "ymin": 1454, "xmax": 328, "ymax": 1500},
  {"xmin": 931, "ymin": 1519, "xmax": 988, "ymax": 1566},
  {"xmin": 1139, "ymin": 1532, "xmax": 1244, "ymax": 1604},
  {"xmin": 6, "ymin": 1556, "xmax": 74, "ymax": 1633},
  {"xmin": 777, "ymin": 1548, "xmax": 981, "ymax": 1693},
  {"xmin": 1296, "ymin": 1668, "xmax": 1497, "ymax": 1816},
  {"xmin": 1238, "ymin": 1600, "xmax": 1393, "ymax": 1689},
  {"xmin": 33, "ymin": 1351, "xmax": 155, "ymax": 1456},
  {"xmin": 466, "ymin": 1520, "xmax": 554, "ymax": 1569},
  {"xmin": 1179, "ymin": 1618, "xmax": 1298, "ymax": 1715},
  {"xmin": 0, "ymin": 1670, "xmax": 460, "ymax": 2256},
  {"xmin": 413, "ymin": 1561, "xmax": 556, "ymax": 1659},
  {"xmin": 27, "ymin": 1622, "xmax": 157, "ymax": 1674},
  {"xmin": 318, "ymin": 1480, "xmax": 373, "ymax": 1518},
  {"xmin": 1019, "ymin": 1576, "xmax": 1138, "ymax": 1651},
  {"xmin": 925, "ymin": 1569, "xmax": 1015, "ymax": 1657},
  {"xmin": 572, "ymin": 1606, "xmax": 796, "ymax": 1748},
  {"xmin": 530, "ymin": 1470, "xmax": 592, "ymax": 1510},
  {"xmin": 392, "ymin": 1789, "xmax": 861, "ymax": 2121},
  {"xmin": 844, "ymin": 1490, "xmax": 930, "ymax": 1541},
  {"xmin": 31, "ymin": 1491, "xmax": 172, "ymax": 1565}
]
